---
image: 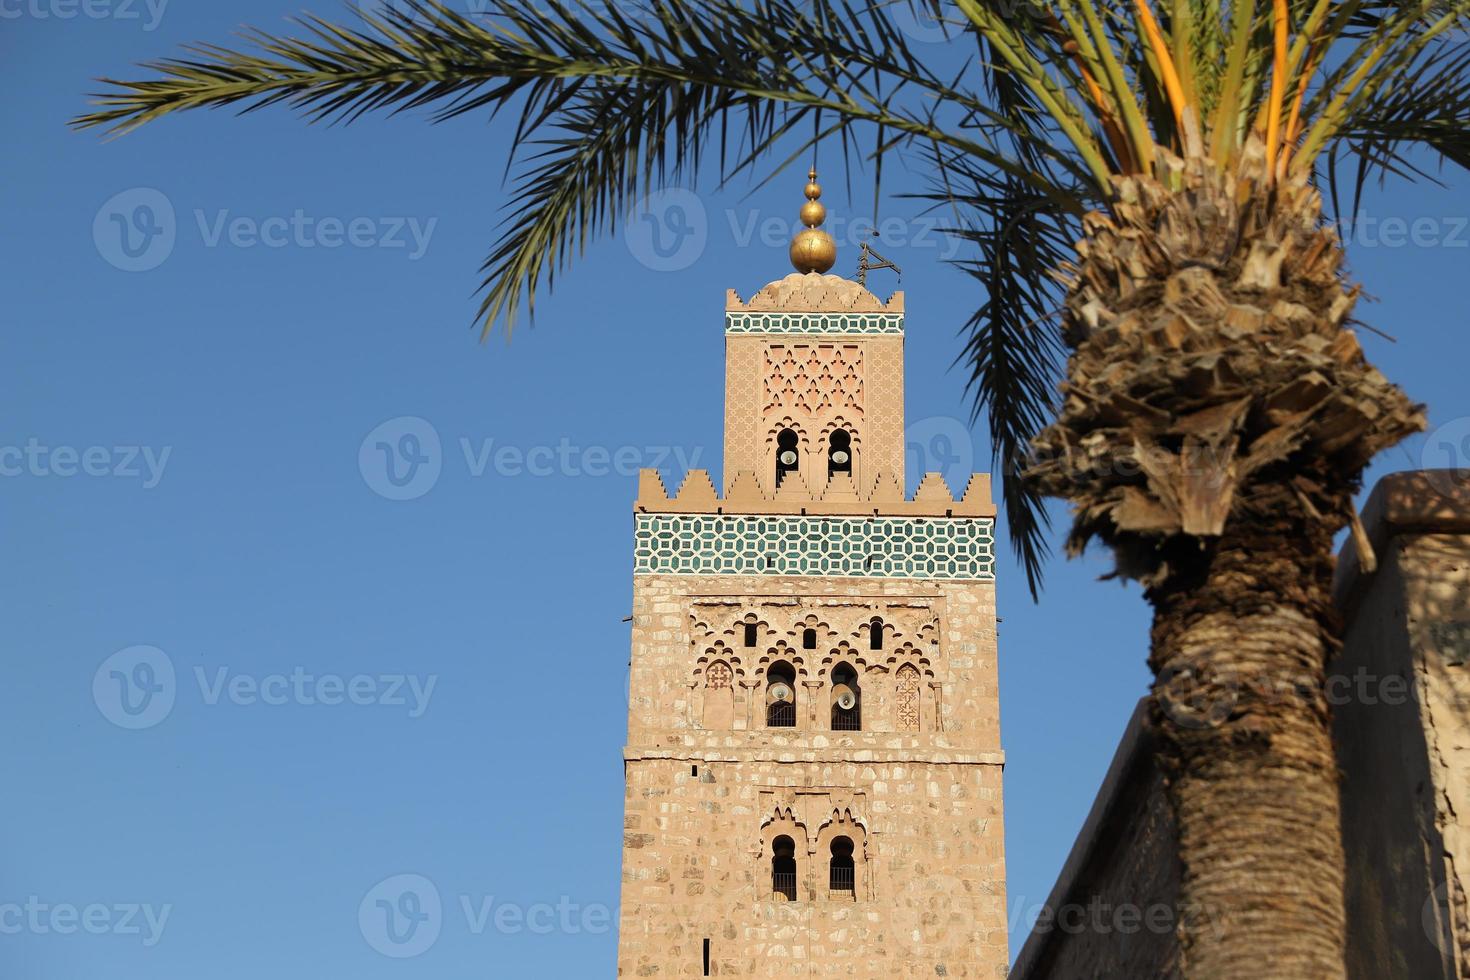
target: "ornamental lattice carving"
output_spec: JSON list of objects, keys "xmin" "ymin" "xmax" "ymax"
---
[
  {"xmin": 706, "ymin": 660, "xmax": 732, "ymax": 689},
  {"xmin": 896, "ymin": 664, "xmax": 921, "ymax": 732},
  {"xmin": 765, "ymin": 344, "xmax": 863, "ymax": 417}
]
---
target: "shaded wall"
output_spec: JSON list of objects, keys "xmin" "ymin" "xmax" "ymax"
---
[{"xmin": 1010, "ymin": 470, "xmax": 1470, "ymax": 980}]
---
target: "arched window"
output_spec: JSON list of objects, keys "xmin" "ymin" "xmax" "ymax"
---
[
  {"xmin": 771, "ymin": 835, "xmax": 797, "ymax": 901},
  {"xmin": 802, "ymin": 628, "xmax": 817, "ymax": 650},
  {"xmin": 828, "ymin": 836, "xmax": 855, "ymax": 896},
  {"xmin": 766, "ymin": 661, "xmax": 797, "ymax": 728},
  {"xmin": 775, "ymin": 428, "xmax": 799, "ymax": 487},
  {"xmin": 703, "ymin": 660, "xmax": 734, "ymax": 729},
  {"xmin": 831, "ymin": 663, "xmax": 861, "ymax": 731},
  {"xmin": 869, "ymin": 618, "xmax": 884, "ymax": 651},
  {"xmin": 743, "ymin": 622, "xmax": 758, "ymax": 647},
  {"xmin": 827, "ymin": 429, "xmax": 852, "ymax": 477},
  {"xmin": 896, "ymin": 663, "xmax": 921, "ymax": 732}
]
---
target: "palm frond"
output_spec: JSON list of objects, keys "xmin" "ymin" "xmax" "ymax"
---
[{"xmin": 71, "ymin": 0, "xmax": 1470, "ymax": 599}]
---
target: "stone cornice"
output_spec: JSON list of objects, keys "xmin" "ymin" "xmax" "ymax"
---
[{"xmin": 623, "ymin": 745, "xmax": 1005, "ymax": 766}]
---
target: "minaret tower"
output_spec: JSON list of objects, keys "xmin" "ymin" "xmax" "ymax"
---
[{"xmin": 617, "ymin": 174, "xmax": 1008, "ymax": 978}]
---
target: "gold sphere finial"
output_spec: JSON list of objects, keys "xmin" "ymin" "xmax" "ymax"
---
[{"xmin": 790, "ymin": 167, "xmax": 836, "ymax": 274}]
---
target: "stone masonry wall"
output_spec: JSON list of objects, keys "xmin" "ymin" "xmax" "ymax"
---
[
  {"xmin": 1009, "ymin": 469, "xmax": 1470, "ymax": 980},
  {"xmin": 618, "ymin": 573, "xmax": 1007, "ymax": 978},
  {"xmin": 1333, "ymin": 472, "xmax": 1470, "ymax": 979}
]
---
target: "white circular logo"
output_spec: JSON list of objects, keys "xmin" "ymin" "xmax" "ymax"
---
[
  {"xmin": 359, "ymin": 873, "xmax": 442, "ymax": 958},
  {"xmin": 1423, "ymin": 880, "xmax": 1454, "ymax": 953},
  {"xmin": 624, "ymin": 188, "xmax": 708, "ymax": 272},
  {"xmin": 93, "ymin": 645, "xmax": 176, "ymax": 730},
  {"xmin": 887, "ymin": 2, "xmax": 951, "ymax": 43},
  {"xmin": 355, "ymin": 0, "xmax": 428, "ymax": 26},
  {"xmin": 904, "ymin": 415, "xmax": 976, "ymax": 489},
  {"xmin": 359, "ymin": 417, "xmax": 442, "ymax": 501},
  {"xmin": 1420, "ymin": 417, "xmax": 1470, "ymax": 495},
  {"xmin": 94, "ymin": 188, "xmax": 176, "ymax": 272}
]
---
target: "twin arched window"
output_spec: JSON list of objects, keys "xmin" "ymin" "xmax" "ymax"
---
[
  {"xmin": 775, "ymin": 427, "xmax": 854, "ymax": 486},
  {"xmin": 768, "ymin": 833, "xmax": 860, "ymax": 901}
]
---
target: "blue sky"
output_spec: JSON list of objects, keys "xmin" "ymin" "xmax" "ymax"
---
[{"xmin": 3, "ymin": 3, "xmax": 1467, "ymax": 977}]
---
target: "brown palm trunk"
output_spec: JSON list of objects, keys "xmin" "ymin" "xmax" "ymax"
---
[
  {"xmin": 1148, "ymin": 519, "xmax": 1345, "ymax": 978},
  {"xmin": 1027, "ymin": 146, "xmax": 1426, "ymax": 977}
]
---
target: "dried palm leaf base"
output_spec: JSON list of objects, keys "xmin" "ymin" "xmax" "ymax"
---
[{"xmin": 1030, "ymin": 144, "xmax": 1425, "ymax": 980}]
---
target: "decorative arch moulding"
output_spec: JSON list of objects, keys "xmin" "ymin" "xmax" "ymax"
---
[{"xmin": 635, "ymin": 468, "xmax": 997, "ymax": 518}]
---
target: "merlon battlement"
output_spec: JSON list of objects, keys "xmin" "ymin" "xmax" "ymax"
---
[{"xmin": 635, "ymin": 468, "xmax": 995, "ymax": 518}]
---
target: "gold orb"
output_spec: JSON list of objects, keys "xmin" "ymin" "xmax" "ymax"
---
[
  {"xmin": 790, "ymin": 228, "xmax": 837, "ymax": 274},
  {"xmin": 804, "ymin": 180, "xmax": 822, "ymax": 201},
  {"xmin": 799, "ymin": 199, "xmax": 826, "ymax": 227}
]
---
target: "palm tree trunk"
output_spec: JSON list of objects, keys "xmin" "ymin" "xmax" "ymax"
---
[
  {"xmin": 1148, "ymin": 518, "xmax": 1345, "ymax": 978},
  {"xmin": 1027, "ymin": 151, "xmax": 1426, "ymax": 977}
]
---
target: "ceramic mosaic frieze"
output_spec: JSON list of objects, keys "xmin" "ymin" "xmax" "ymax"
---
[
  {"xmin": 724, "ymin": 312, "xmax": 905, "ymax": 335},
  {"xmin": 633, "ymin": 513, "xmax": 995, "ymax": 581}
]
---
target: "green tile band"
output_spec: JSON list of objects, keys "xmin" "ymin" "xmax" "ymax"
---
[
  {"xmin": 724, "ymin": 312, "xmax": 904, "ymax": 335},
  {"xmin": 634, "ymin": 514, "xmax": 995, "ymax": 581}
]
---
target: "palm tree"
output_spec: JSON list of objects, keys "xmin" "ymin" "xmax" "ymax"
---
[{"xmin": 75, "ymin": 2, "xmax": 1469, "ymax": 974}]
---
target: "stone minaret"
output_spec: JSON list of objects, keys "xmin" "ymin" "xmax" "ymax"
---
[{"xmin": 617, "ymin": 174, "xmax": 1009, "ymax": 978}]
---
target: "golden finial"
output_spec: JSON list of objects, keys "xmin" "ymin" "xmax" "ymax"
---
[{"xmin": 788, "ymin": 167, "xmax": 837, "ymax": 274}]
